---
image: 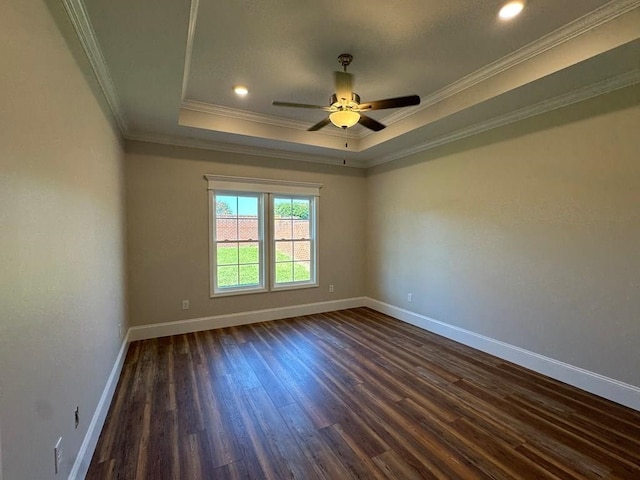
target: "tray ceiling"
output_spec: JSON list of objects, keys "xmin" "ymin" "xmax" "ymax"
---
[{"xmin": 68, "ymin": 0, "xmax": 640, "ymax": 167}]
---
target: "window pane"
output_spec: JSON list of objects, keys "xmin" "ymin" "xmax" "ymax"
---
[
  {"xmin": 217, "ymin": 265, "xmax": 238, "ymax": 287},
  {"xmin": 275, "ymin": 262, "xmax": 293, "ymax": 283},
  {"xmin": 238, "ymin": 264, "xmax": 260, "ymax": 286},
  {"xmin": 217, "ymin": 243, "xmax": 238, "ymax": 265},
  {"xmin": 293, "ymin": 241, "xmax": 310, "ymax": 261},
  {"xmin": 274, "ymin": 217, "xmax": 293, "ymax": 240},
  {"xmin": 238, "ymin": 242, "xmax": 259, "ymax": 263},
  {"xmin": 216, "ymin": 195, "xmax": 237, "ymax": 216},
  {"xmin": 273, "ymin": 198, "xmax": 291, "ymax": 218},
  {"xmin": 216, "ymin": 218, "xmax": 238, "ymax": 241},
  {"xmin": 237, "ymin": 196, "xmax": 258, "ymax": 216},
  {"xmin": 238, "ymin": 217, "xmax": 258, "ymax": 241},
  {"xmin": 275, "ymin": 240, "xmax": 293, "ymax": 260},
  {"xmin": 292, "ymin": 219, "xmax": 309, "ymax": 239},
  {"xmin": 294, "ymin": 262, "xmax": 311, "ymax": 281}
]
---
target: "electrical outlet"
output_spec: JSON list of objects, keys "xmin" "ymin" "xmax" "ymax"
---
[
  {"xmin": 74, "ymin": 407, "xmax": 79, "ymax": 429},
  {"xmin": 329, "ymin": 284, "xmax": 334, "ymax": 293},
  {"xmin": 118, "ymin": 322, "xmax": 123, "ymax": 339},
  {"xmin": 408, "ymin": 293, "xmax": 413, "ymax": 303},
  {"xmin": 182, "ymin": 300, "xmax": 189, "ymax": 310},
  {"xmin": 54, "ymin": 437, "xmax": 63, "ymax": 474}
]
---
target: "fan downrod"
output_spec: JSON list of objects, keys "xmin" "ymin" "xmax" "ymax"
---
[{"xmin": 337, "ymin": 53, "xmax": 353, "ymax": 72}]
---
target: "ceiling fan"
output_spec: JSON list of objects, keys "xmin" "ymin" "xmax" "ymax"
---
[{"xmin": 273, "ymin": 54, "xmax": 420, "ymax": 132}]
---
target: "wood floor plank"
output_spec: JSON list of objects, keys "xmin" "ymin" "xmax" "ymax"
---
[
  {"xmin": 243, "ymin": 385, "xmax": 320, "ymax": 480},
  {"xmin": 318, "ymin": 422, "xmax": 388, "ymax": 480},
  {"xmin": 219, "ymin": 374, "xmax": 280, "ymax": 479},
  {"xmin": 373, "ymin": 450, "xmax": 430, "ymax": 480},
  {"xmin": 87, "ymin": 307, "xmax": 640, "ymax": 479},
  {"xmin": 278, "ymin": 402, "xmax": 353, "ymax": 479},
  {"xmin": 214, "ymin": 374, "xmax": 273, "ymax": 479},
  {"xmin": 256, "ymin": 342, "xmax": 335, "ymax": 429},
  {"xmin": 194, "ymin": 363, "xmax": 241, "ymax": 468},
  {"xmin": 237, "ymin": 340, "xmax": 295, "ymax": 408},
  {"xmin": 179, "ymin": 432, "xmax": 204, "ymax": 480},
  {"xmin": 353, "ymin": 382, "xmax": 485, "ymax": 480}
]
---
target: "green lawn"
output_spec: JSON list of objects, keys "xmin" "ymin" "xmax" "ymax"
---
[{"xmin": 217, "ymin": 245, "xmax": 310, "ymax": 287}]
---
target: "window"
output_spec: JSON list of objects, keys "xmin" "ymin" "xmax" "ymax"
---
[
  {"xmin": 273, "ymin": 195, "xmax": 316, "ymax": 289},
  {"xmin": 213, "ymin": 193, "xmax": 265, "ymax": 294},
  {"xmin": 206, "ymin": 175, "xmax": 321, "ymax": 297}
]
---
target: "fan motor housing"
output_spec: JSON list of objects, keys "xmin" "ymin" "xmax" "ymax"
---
[{"xmin": 331, "ymin": 93, "xmax": 360, "ymax": 108}]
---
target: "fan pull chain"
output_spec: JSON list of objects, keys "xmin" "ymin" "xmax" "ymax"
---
[{"xmin": 343, "ymin": 126, "xmax": 348, "ymax": 165}]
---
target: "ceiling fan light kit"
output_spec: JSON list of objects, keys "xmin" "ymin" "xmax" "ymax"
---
[
  {"xmin": 330, "ymin": 110, "xmax": 360, "ymax": 128},
  {"xmin": 273, "ymin": 53, "xmax": 420, "ymax": 132}
]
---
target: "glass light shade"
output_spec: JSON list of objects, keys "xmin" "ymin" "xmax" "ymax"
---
[{"xmin": 329, "ymin": 110, "xmax": 360, "ymax": 128}]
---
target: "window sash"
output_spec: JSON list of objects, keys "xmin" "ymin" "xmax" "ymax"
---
[
  {"xmin": 271, "ymin": 195, "xmax": 317, "ymax": 290},
  {"xmin": 210, "ymin": 191, "xmax": 266, "ymax": 296}
]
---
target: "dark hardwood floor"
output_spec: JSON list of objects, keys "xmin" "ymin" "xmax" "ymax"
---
[{"xmin": 87, "ymin": 307, "xmax": 640, "ymax": 479}]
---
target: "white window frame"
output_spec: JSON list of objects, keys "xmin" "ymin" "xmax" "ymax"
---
[
  {"xmin": 271, "ymin": 194, "xmax": 318, "ymax": 292},
  {"xmin": 209, "ymin": 190, "xmax": 267, "ymax": 297},
  {"xmin": 206, "ymin": 175, "xmax": 322, "ymax": 298}
]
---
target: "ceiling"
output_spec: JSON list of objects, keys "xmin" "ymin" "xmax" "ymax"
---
[{"xmin": 67, "ymin": 0, "xmax": 640, "ymax": 167}]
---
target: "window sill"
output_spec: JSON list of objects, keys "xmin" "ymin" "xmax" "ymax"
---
[
  {"xmin": 270, "ymin": 282, "xmax": 319, "ymax": 293},
  {"xmin": 211, "ymin": 286, "xmax": 268, "ymax": 298}
]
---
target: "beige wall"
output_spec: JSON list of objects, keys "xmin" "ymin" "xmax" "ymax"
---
[
  {"xmin": 125, "ymin": 141, "xmax": 366, "ymax": 326},
  {"xmin": 366, "ymin": 84, "xmax": 640, "ymax": 388},
  {"xmin": 0, "ymin": 1, "xmax": 126, "ymax": 478}
]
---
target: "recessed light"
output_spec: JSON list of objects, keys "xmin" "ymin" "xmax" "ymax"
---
[
  {"xmin": 499, "ymin": 1, "xmax": 524, "ymax": 20},
  {"xmin": 234, "ymin": 85, "xmax": 249, "ymax": 96}
]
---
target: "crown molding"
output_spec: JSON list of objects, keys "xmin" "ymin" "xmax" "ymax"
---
[
  {"xmin": 368, "ymin": 69, "xmax": 640, "ymax": 168},
  {"xmin": 182, "ymin": 99, "xmax": 374, "ymax": 140},
  {"xmin": 60, "ymin": 0, "xmax": 127, "ymax": 134},
  {"xmin": 125, "ymin": 131, "xmax": 368, "ymax": 168},
  {"xmin": 376, "ymin": 0, "xmax": 640, "ymax": 129},
  {"xmin": 180, "ymin": 0, "xmax": 200, "ymax": 100},
  {"xmin": 181, "ymin": 99, "xmax": 323, "ymax": 132}
]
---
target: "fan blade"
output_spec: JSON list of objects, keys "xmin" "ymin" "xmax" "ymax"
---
[
  {"xmin": 308, "ymin": 117, "xmax": 331, "ymax": 131},
  {"xmin": 358, "ymin": 95, "xmax": 420, "ymax": 111},
  {"xmin": 334, "ymin": 71, "xmax": 354, "ymax": 103},
  {"xmin": 273, "ymin": 101, "xmax": 331, "ymax": 111},
  {"xmin": 358, "ymin": 114, "xmax": 386, "ymax": 131}
]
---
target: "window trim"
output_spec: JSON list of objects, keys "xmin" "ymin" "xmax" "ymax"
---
[{"xmin": 205, "ymin": 175, "xmax": 322, "ymax": 297}]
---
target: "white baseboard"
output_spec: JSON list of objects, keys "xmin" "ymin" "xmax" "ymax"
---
[
  {"xmin": 69, "ymin": 331, "xmax": 130, "ymax": 480},
  {"xmin": 128, "ymin": 297, "xmax": 368, "ymax": 342},
  {"xmin": 365, "ymin": 298, "xmax": 640, "ymax": 411}
]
